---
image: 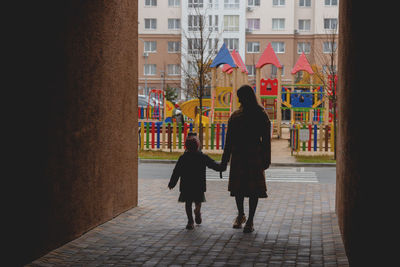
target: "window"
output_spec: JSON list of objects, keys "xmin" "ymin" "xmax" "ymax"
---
[
  {"xmin": 272, "ymin": 18, "xmax": 285, "ymax": 30},
  {"xmin": 168, "ymin": 41, "xmax": 180, "ymax": 53},
  {"xmin": 248, "ymin": 0, "xmax": 260, "ymax": 6},
  {"xmin": 144, "ymin": 41, "xmax": 157, "ymax": 53},
  {"xmin": 323, "ymin": 41, "xmax": 337, "ymax": 53},
  {"xmin": 323, "ymin": 65, "xmax": 336, "ymax": 75},
  {"xmin": 273, "ymin": 0, "xmax": 285, "ymax": 6},
  {"xmin": 188, "ymin": 0, "xmax": 203, "ymax": 8},
  {"xmin": 208, "ymin": 0, "xmax": 219, "ymax": 8},
  {"xmin": 168, "ymin": 0, "xmax": 180, "ymax": 7},
  {"xmin": 298, "ymin": 19, "xmax": 311, "ymax": 31},
  {"xmin": 224, "ymin": 0, "xmax": 239, "ymax": 9},
  {"xmin": 188, "ymin": 61, "xmax": 197, "ymax": 75},
  {"xmin": 275, "ymin": 65, "xmax": 285, "ymax": 76},
  {"xmin": 168, "ymin": 19, "xmax": 181, "ymax": 30},
  {"xmin": 167, "ymin": 64, "xmax": 180, "ymax": 76},
  {"xmin": 297, "ymin": 42, "xmax": 311, "ymax": 54},
  {"xmin": 246, "ymin": 65, "xmax": 256, "ymax": 76},
  {"xmin": 208, "ymin": 15, "xmax": 219, "ymax": 31},
  {"xmin": 224, "ymin": 38, "xmax": 239, "ymax": 51},
  {"xmin": 324, "ymin": 18, "xmax": 338, "ymax": 30},
  {"xmin": 144, "ymin": 18, "xmax": 157, "ymax": 30},
  {"xmin": 188, "ymin": 15, "xmax": 203, "ymax": 31},
  {"xmin": 145, "ymin": 0, "xmax": 157, "ymax": 7},
  {"xmin": 299, "ymin": 0, "xmax": 311, "ymax": 7},
  {"xmin": 247, "ymin": 41, "xmax": 260, "ymax": 53},
  {"xmin": 188, "ymin": 38, "xmax": 202, "ymax": 54},
  {"xmin": 224, "ymin": 15, "xmax": 239, "ymax": 32},
  {"xmin": 271, "ymin": 42, "xmax": 285, "ymax": 53},
  {"xmin": 208, "ymin": 38, "xmax": 219, "ymax": 54},
  {"xmin": 247, "ymin": 19, "xmax": 260, "ymax": 31},
  {"xmin": 144, "ymin": 64, "xmax": 156, "ymax": 75},
  {"xmin": 271, "ymin": 65, "xmax": 280, "ymax": 77},
  {"xmin": 325, "ymin": 0, "xmax": 337, "ymax": 6}
]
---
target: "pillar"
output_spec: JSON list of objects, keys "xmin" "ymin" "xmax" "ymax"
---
[
  {"xmin": 8, "ymin": 1, "xmax": 138, "ymax": 265},
  {"xmin": 276, "ymin": 68, "xmax": 282, "ymax": 137},
  {"xmin": 256, "ymin": 68, "xmax": 261, "ymax": 104},
  {"xmin": 336, "ymin": 0, "xmax": 393, "ymax": 266}
]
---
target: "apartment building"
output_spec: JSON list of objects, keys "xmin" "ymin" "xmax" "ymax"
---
[
  {"xmin": 138, "ymin": 0, "xmax": 182, "ymax": 97},
  {"xmin": 138, "ymin": 0, "xmax": 338, "ymax": 99}
]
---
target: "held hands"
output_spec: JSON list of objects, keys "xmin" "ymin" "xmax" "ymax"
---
[
  {"xmin": 219, "ymin": 162, "xmax": 227, "ymax": 172},
  {"xmin": 263, "ymin": 160, "xmax": 271, "ymax": 170},
  {"xmin": 218, "ymin": 162, "xmax": 227, "ymax": 179}
]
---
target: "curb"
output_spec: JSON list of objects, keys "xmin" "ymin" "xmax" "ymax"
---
[{"xmin": 138, "ymin": 158, "xmax": 336, "ymax": 167}]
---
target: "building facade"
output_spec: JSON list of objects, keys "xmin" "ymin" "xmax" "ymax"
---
[{"xmin": 138, "ymin": 0, "xmax": 338, "ymax": 99}]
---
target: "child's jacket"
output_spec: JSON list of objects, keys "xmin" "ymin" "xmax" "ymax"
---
[{"xmin": 168, "ymin": 151, "xmax": 222, "ymax": 193}]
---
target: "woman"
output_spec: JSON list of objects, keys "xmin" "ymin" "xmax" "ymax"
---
[{"xmin": 221, "ymin": 85, "xmax": 271, "ymax": 233}]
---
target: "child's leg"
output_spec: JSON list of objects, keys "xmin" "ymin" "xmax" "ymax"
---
[
  {"xmin": 185, "ymin": 201, "xmax": 194, "ymax": 223},
  {"xmin": 194, "ymin": 202, "xmax": 201, "ymax": 213},
  {"xmin": 194, "ymin": 202, "xmax": 202, "ymax": 224}
]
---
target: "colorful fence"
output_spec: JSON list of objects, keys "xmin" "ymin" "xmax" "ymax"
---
[
  {"xmin": 289, "ymin": 123, "xmax": 335, "ymax": 154},
  {"xmin": 138, "ymin": 122, "xmax": 228, "ymax": 151},
  {"xmin": 138, "ymin": 106, "xmax": 163, "ymax": 120}
]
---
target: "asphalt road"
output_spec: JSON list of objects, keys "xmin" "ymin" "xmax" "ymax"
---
[{"xmin": 139, "ymin": 163, "xmax": 336, "ymax": 184}]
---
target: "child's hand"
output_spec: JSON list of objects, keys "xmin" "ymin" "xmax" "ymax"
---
[{"xmin": 219, "ymin": 162, "xmax": 227, "ymax": 172}]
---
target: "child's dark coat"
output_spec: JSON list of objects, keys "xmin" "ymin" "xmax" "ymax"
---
[{"xmin": 168, "ymin": 151, "xmax": 222, "ymax": 202}]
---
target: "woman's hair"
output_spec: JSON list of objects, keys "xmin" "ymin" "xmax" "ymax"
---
[
  {"xmin": 237, "ymin": 85, "xmax": 263, "ymax": 112},
  {"xmin": 185, "ymin": 134, "xmax": 200, "ymax": 152}
]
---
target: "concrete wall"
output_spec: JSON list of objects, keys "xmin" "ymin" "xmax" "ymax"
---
[{"xmin": 8, "ymin": 1, "xmax": 138, "ymax": 266}]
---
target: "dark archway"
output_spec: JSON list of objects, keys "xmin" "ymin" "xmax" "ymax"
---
[
  {"xmin": 6, "ymin": 1, "xmax": 394, "ymax": 266},
  {"xmin": 336, "ymin": 1, "xmax": 394, "ymax": 266}
]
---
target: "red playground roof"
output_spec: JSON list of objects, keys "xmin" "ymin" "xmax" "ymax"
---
[
  {"xmin": 291, "ymin": 52, "xmax": 314, "ymax": 74},
  {"xmin": 256, "ymin": 43, "xmax": 282, "ymax": 69},
  {"xmin": 231, "ymin": 50, "xmax": 248, "ymax": 74},
  {"xmin": 222, "ymin": 49, "xmax": 248, "ymax": 74},
  {"xmin": 222, "ymin": 63, "xmax": 233, "ymax": 73}
]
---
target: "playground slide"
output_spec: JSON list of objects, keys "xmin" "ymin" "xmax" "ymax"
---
[
  {"xmin": 165, "ymin": 100, "xmax": 174, "ymax": 118},
  {"xmin": 179, "ymin": 99, "xmax": 211, "ymax": 124}
]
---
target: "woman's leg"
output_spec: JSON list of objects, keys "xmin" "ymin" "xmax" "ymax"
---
[
  {"xmin": 235, "ymin": 195, "xmax": 245, "ymax": 216},
  {"xmin": 233, "ymin": 195, "xmax": 246, "ymax": 228},
  {"xmin": 247, "ymin": 196, "xmax": 259, "ymax": 224}
]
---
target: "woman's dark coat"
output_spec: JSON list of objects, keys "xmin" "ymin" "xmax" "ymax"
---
[
  {"xmin": 168, "ymin": 151, "xmax": 222, "ymax": 194},
  {"xmin": 221, "ymin": 108, "xmax": 271, "ymax": 197}
]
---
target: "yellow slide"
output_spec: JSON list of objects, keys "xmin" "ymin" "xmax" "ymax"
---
[
  {"xmin": 179, "ymin": 98, "xmax": 211, "ymax": 124},
  {"xmin": 165, "ymin": 100, "xmax": 175, "ymax": 118}
]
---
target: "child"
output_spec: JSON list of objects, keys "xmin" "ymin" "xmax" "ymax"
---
[{"xmin": 168, "ymin": 133, "xmax": 224, "ymax": 230}]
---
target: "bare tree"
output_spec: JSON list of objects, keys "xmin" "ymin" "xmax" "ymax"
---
[
  {"xmin": 310, "ymin": 20, "xmax": 339, "ymax": 159},
  {"xmin": 180, "ymin": 4, "xmax": 221, "ymax": 142}
]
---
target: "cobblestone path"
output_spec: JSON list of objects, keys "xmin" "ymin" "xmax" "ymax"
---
[{"xmin": 28, "ymin": 178, "xmax": 348, "ymax": 266}]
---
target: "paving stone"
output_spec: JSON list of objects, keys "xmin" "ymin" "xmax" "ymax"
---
[{"xmin": 27, "ymin": 178, "xmax": 348, "ymax": 266}]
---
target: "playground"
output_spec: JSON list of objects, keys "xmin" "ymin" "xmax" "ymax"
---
[{"xmin": 138, "ymin": 43, "xmax": 336, "ymax": 156}]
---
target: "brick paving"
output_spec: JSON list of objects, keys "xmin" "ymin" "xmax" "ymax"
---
[{"xmin": 28, "ymin": 178, "xmax": 348, "ymax": 266}]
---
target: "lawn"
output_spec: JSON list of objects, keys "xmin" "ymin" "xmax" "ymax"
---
[
  {"xmin": 139, "ymin": 150, "xmax": 222, "ymax": 161},
  {"xmin": 140, "ymin": 150, "xmax": 336, "ymax": 164},
  {"xmin": 295, "ymin": 155, "xmax": 336, "ymax": 163}
]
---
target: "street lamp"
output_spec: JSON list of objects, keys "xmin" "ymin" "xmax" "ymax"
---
[{"xmin": 139, "ymin": 38, "xmax": 148, "ymax": 95}]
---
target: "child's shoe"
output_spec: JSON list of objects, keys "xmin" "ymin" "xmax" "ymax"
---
[{"xmin": 186, "ymin": 221, "xmax": 194, "ymax": 230}]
